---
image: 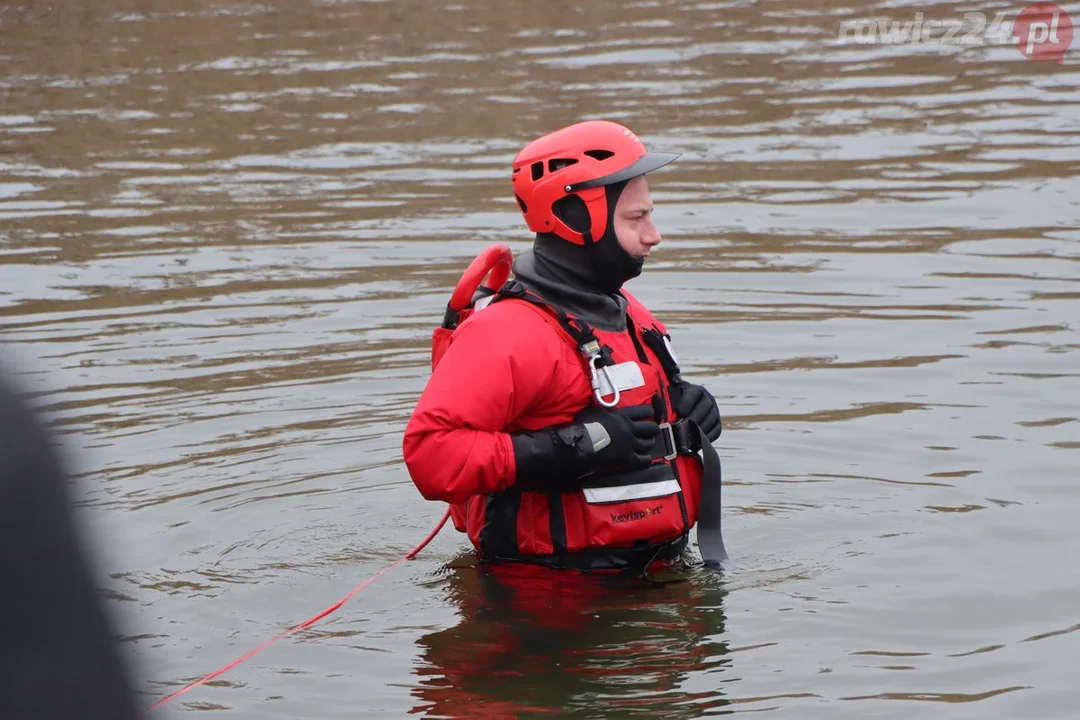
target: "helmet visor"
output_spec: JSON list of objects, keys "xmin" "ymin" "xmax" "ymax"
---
[{"xmin": 567, "ymin": 151, "xmax": 681, "ymax": 192}]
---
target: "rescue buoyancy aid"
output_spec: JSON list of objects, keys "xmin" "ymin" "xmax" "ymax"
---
[{"xmin": 430, "ymin": 245, "xmax": 728, "ymax": 572}]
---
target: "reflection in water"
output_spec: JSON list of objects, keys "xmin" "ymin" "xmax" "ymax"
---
[
  {"xmin": 412, "ymin": 561, "xmax": 730, "ymax": 719},
  {"xmin": 1, "ymin": 0, "xmax": 1078, "ymax": 716}
]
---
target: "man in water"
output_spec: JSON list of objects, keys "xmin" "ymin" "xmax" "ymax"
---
[{"xmin": 403, "ymin": 120, "xmax": 726, "ymax": 574}]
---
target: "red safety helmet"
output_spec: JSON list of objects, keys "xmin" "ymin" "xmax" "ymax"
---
[{"xmin": 511, "ymin": 120, "xmax": 680, "ymax": 245}]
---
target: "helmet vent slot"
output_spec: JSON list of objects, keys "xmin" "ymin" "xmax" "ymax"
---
[
  {"xmin": 531, "ymin": 162, "xmax": 544, "ymax": 181},
  {"xmin": 548, "ymin": 157, "xmax": 578, "ymax": 172},
  {"xmin": 584, "ymin": 149, "xmax": 615, "ymax": 161}
]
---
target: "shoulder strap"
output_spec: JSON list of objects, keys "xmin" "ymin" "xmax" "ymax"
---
[
  {"xmin": 639, "ymin": 326, "xmax": 683, "ymax": 385},
  {"xmin": 493, "ymin": 280, "xmax": 605, "ymax": 356},
  {"xmin": 500, "ymin": 289, "xmax": 579, "ymax": 348},
  {"xmin": 492, "ymin": 280, "xmax": 622, "ymax": 407}
]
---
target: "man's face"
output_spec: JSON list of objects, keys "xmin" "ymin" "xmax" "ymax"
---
[{"xmin": 612, "ymin": 175, "xmax": 662, "ymax": 260}]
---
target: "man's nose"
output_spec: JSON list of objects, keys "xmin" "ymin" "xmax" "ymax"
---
[{"xmin": 643, "ymin": 217, "xmax": 662, "ymax": 246}]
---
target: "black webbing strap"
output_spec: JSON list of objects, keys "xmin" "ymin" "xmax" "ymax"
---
[
  {"xmin": 640, "ymin": 327, "xmax": 682, "ymax": 384},
  {"xmin": 694, "ymin": 421, "xmax": 729, "ymax": 569},
  {"xmin": 642, "ymin": 323, "xmax": 729, "ymax": 569}
]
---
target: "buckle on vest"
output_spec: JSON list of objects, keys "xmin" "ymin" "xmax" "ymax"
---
[
  {"xmin": 672, "ymin": 418, "xmax": 701, "ymax": 454},
  {"xmin": 652, "ymin": 419, "xmax": 701, "ymax": 461},
  {"xmin": 655, "ymin": 422, "xmax": 678, "ymax": 461}
]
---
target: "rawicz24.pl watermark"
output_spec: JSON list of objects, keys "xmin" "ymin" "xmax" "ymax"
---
[{"xmin": 836, "ymin": 2, "xmax": 1074, "ymax": 63}]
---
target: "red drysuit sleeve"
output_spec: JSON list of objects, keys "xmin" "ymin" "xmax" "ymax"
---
[{"xmin": 403, "ymin": 302, "xmax": 565, "ymax": 504}]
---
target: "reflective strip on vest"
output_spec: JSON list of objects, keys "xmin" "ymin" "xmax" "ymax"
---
[{"xmin": 582, "ymin": 478, "xmax": 682, "ymax": 505}]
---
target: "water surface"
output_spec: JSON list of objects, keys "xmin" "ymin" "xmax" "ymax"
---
[{"xmin": 1, "ymin": 1, "xmax": 1078, "ymax": 717}]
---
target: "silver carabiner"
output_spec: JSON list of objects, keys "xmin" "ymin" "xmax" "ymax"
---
[{"xmin": 589, "ymin": 353, "xmax": 620, "ymax": 408}]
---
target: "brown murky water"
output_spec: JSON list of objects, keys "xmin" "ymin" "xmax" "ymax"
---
[{"xmin": 2, "ymin": 0, "xmax": 1079, "ymax": 717}]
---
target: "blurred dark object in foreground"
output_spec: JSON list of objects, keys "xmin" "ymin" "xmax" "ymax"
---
[{"xmin": 0, "ymin": 368, "xmax": 140, "ymax": 718}]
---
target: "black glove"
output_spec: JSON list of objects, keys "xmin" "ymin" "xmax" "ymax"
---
[
  {"xmin": 673, "ymin": 383, "xmax": 722, "ymax": 443},
  {"xmin": 510, "ymin": 403, "xmax": 661, "ymax": 491}
]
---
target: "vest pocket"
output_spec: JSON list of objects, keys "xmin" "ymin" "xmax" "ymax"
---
[{"xmin": 568, "ymin": 463, "xmax": 686, "ymax": 551}]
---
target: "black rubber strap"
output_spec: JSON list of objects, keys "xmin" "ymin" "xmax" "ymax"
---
[{"xmin": 693, "ymin": 421, "xmax": 729, "ymax": 569}]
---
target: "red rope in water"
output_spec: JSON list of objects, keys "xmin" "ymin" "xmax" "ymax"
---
[{"xmin": 147, "ymin": 508, "xmax": 452, "ymax": 712}]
